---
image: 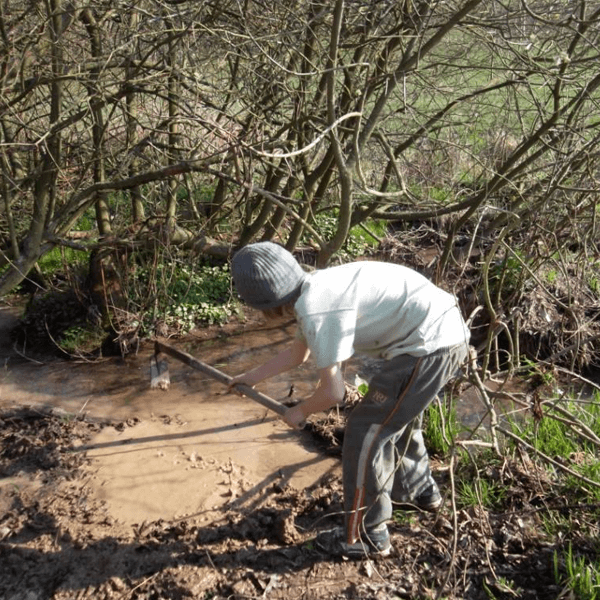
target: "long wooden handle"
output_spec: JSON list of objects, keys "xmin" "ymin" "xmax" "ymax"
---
[{"xmin": 154, "ymin": 340, "xmax": 289, "ymax": 417}]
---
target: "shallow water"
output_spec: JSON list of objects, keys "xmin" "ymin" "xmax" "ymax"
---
[{"xmin": 0, "ymin": 311, "xmax": 342, "ymax": 526}]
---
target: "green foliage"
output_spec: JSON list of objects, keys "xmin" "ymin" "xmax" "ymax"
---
[
  {"xmin": 489, "ymin": 250, "xmax": 527, "ymax": 298},
  {"xmin": 175, "ymin": 182, "xmax": 218, "ymax": 217},
  {"xmin": 59, "ymin": 324, "xmax": 105, "ymax": 355},
  {"xmin": 356, "ymin": 381, "xmax": 369, "ymax": 396},
  {"xmin": 554, "ymin": 543, "xmax": 600, "ymax": 600},
  {"xmin": 512, "ymin": 397, "xmax": 599, "ymax": 458},
  {"xmin": 302, "ymin": 210, "xmax": 385, "ymax": 259},
  {"xmin": 424, "ymin": 397, "xmax": 462, "ymax": 456},
  {"xmin": 16, "ymin": 289, "xmax": 92, "ymax": 354},
  {"xmin": 130, "ymin": 259, "xmax": 235, "ymax": 332},
  {"xmin": 566, "ymin": 460, "xmax": 600, "ymax": 504},
  {"xmin": 539, "ymin": 511, "xmax": 562, "ymax": 538},
  {"xmin": 392, "ymin": 510, "xmax": 417, "ymax": 526},
  {"xmin": 482, "ymin": 576, "xmax": 523, "ymax": 600},
  {"xmin": 588, "ymin": 269, "xmax": 600, "ymax": 295},
  {"xmin": 506, "ymin": 392, "xmax": 600, "ymax": 502},
  {"xmin": 21, "ymin": 248, "xmax": 237, "ymax": 353},
  {"xmin": 545, "ymin": 269, "xmax": 558, "ymax": 284},
  {"xmin": 75, "ymin": 209, "xmax": 96, "ymax": 232},
  {"xmin": 350, "ymin": 220, "xmax": 387, "ymax": 247},
  {"xmin": 429, "ymin": 187, "xmax": 453, "ymax": 203},
  {"xmin": 520, "ymin": 357, "xmax": 556, "ymax": 386},
  {"xmin": 190, "ymin": 182, "xmax": 218, "ymax": 205},
  {"xmin": 59, "ymin": 326, "xmax": 88, "ymax": 352},
  {"xmin": 456, "ymin": 476, "xmax": 505, "ymax": 510},
  {"xmin": 354, "ymin": 375, "xmax": 369, "ymax": 396},
  {"xmin": 37, "ymin": 246, "xmax": 89, "ymax": 276}
]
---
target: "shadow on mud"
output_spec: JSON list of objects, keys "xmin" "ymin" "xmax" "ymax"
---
[{"xmin": 0, "ymin": 407, "xmax": 345, "ymax": 599}]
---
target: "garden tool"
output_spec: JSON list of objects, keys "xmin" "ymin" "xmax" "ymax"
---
[{"xmin": 150, "ymin": 340, "xmax": 288, "ymax": 417}]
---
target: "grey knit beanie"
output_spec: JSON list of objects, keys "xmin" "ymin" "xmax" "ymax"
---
[{"xmin": 231, "ymin": 242, "xmax": 306, "ymax": 310}]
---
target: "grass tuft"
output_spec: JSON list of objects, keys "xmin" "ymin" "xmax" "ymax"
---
[{"xmin": 554, "ymin": 543, "xmax": 600, "ymax": 600}]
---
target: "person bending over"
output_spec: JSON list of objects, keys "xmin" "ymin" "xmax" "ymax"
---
[{"xmin": 229, "ymin": 241, "xmax": 470, "ymax": 558}]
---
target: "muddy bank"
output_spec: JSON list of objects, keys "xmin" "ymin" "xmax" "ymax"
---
[{"xmin": 1, "ymin": 404, "xmax": 580, "ymax": 600}]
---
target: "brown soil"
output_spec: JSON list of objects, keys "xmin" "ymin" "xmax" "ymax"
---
[{"xmin": 0, "ymin": 303, "xmax": 593, "ymax": 600}]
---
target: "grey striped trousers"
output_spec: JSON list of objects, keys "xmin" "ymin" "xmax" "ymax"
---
[{"xmin": 342, "ymin": 343, "xmax": 468, "ymax": 544}]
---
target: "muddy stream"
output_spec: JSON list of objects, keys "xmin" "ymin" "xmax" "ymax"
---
[
  {"xmin": 0, "ymin": 304, "xmax": 486, "ymax": 531},
  {"xmin": 0, "ymin": 309, "xmax": 334, "ymax": 526}
]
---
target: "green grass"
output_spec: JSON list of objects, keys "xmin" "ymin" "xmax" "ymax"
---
[
  {"xmin": 507, "ymin": 392, "xmax": 600, "ymax": 470},
  {"xmin": 504, "ymin": 391, "xmax": 600, "ymax": 538},
  {"xmin": 456, "ymin": 476, "xmax": 505, "ymax": 510},
  {"xmin": 37, "ymin": 246, "xmax": 89, "ymax": 275},
  {"xmin": 391, "ymin": 510, "xmax": 418, "ymax": 526},
  {"xmin": 424, "ymin": 396, "xmax": 462, "ymax": 456},
  {"xmin": 534, "ymin": 411, "xmax": 578, "ymax": 456},
  {"xmin": 554, "ymin": 543, "xmax": 600, "ymax": 600},
  {"xmin": 483, "ymin": 576, "xmax": 523, "ymax": 600},
  {"xmin": 519, "ymin": 357, "xmax": 556, "ymax": 387}
]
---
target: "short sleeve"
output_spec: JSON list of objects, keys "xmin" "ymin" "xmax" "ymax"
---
[{"xmin": 297, "ymin": 309, "xmax": 356, "ymax": 368}]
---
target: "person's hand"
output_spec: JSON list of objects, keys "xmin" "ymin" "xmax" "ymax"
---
[{"xmin": 283, "ymin": 403, "xmax": 306, "ymax": 430}]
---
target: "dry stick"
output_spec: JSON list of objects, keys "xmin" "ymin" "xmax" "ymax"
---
[
  {"xmin": 456, "ymin": 440, "xmax": 495, "ymax": 449},
  {"xmin": 205, "ymin": 167, "xmax": 325, "ymax": 247},
  {"xmin": 500, "ymin": 240, "xmax": 574, "ymax": 316},
  {"xmin": 370, "ymin": 131, "xmax": 412, "ymax": 200},
  {"xmin": 513, "ymin": 310, "xmax": 521, "ymax": 370},
  {"xmin": 543, "ymin": 332, "xmax": 600, "ymax": 365},
  {"xmin": 462, "ymin": 445, "xmax": 499, "ymax": 580},
  {"xmin": 43, "ymin": 318, "xmax": 96, "ymax": 363},
  {"xmin": 438, "ymin": 448, "xmax": 459, "ymax": 600},
  {"xmin": 120, "ymin": 573, "xmax": 159, "ymax": 600},
  {"xmin": 245, "ymin": 112, "xmax": 363, "ymax": 159},
  {"xmin": 468, "ymin": 350, "xmax": 501, "ymax": 455},
  {"xmin": 497, "ymin": 426, "xmax": 600, "ymax": 489},
  {"xmin": 11, "ymin": 343, "xmax": 44, "ymax": 365},
  {"xmin": 498, "ymin": 320, "xmax": 516, "ymax": 374},
  {"xmin": 420, "ymin": 521, "xmax": 454, "ymax": 555},
  {"xmin": 153, "ymin": 341, "xmax": 288, "ymax": 418},
  {"xmin": 544, "ymin": 363, "xmax": 600, "ymax": 393},
  {"xmin": 480, "ymin": 225, "xmax": 509, "ymax": 375},
  {"xmin": 204, "ymin": 549, "xmax": 218, "ymax": 572}
]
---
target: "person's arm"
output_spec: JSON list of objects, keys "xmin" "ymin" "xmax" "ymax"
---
[
  {"xmin": 284, "ymin": 362, "xmax": 346, "ymax": 429},
  {"xmin": 228, "ymin": 338, "xmax": 310, "ymax": 390}
]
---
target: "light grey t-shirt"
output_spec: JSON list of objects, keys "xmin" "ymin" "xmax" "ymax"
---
[{"xmin": 294, "ymin": 261, "xmax": 470, "ymax": 369}]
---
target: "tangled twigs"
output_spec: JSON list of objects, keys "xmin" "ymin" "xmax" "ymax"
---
[{"xmin": 544, "ymin": 401, "xmax": 600, "ymax": 449}]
